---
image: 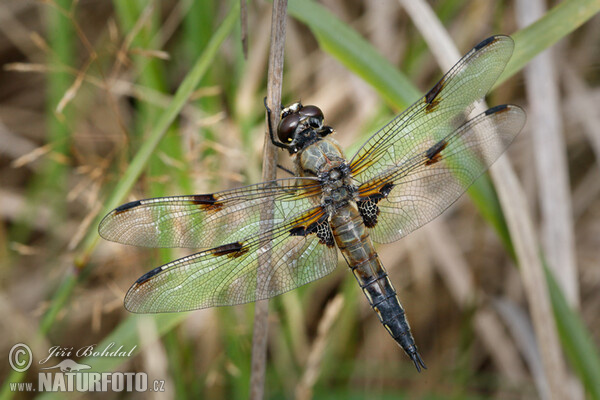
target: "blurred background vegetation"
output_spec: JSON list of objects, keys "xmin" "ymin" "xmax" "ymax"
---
[{"xmin": 0, "ymin": 0, "xmax": 599, "ymax": 399}]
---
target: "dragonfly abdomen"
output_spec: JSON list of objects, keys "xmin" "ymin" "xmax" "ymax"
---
[{"xmin": 330, "ymin": 203, "xmax": 426, "ymax": 371}]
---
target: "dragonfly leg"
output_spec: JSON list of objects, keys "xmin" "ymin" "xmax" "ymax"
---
[
  {"xmin": 263, "ymin": 97, "xmax": 292, "ymax": 151},
  {"xmin": 276, "ymin": 164, "xmax": 295, "ymax": 176}
]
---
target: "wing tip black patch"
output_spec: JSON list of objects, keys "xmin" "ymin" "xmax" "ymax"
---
[
  {"xmin": 115, "ymin": 200, "xmax": 141, "ymax": 214},
  {"xmin": 474, "ymin": 35, "xmax": 498, "ymax": 51},
  {"xmin": 425, "ymin": 35, "xmax": 509, "ymax": 114},
  {"xmin": 135, "ymin": 265, "xmax": 163, "ymax": 284},
  {"xmin": 485, "ymin": 104, "xmax": 509, "ymax": 115}
]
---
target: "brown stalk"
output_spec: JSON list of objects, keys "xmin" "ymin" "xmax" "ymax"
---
[
  {"xmin": 250, "ymin": 1, "xmax": 288, "ymax": 399},
  {"xmin": 294, "ymin": 295, "xmax": 344, "ymax": 400}
]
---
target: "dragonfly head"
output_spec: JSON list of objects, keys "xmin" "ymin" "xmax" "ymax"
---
[{"xmin": 278, "ymin": 102, "xmax": 334, "ymax": 154}]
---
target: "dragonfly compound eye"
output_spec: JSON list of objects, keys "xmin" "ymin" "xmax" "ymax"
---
[
  {"xmin": 299, "ymin": 105, "xmax": 323, "ymax": 120},
  {"xmin": 278, "ymin": 113, "xmax": 301, "ymax": 143}
]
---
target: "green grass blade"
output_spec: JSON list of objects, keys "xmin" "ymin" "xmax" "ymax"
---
[
  {"xmin": 10, "ymin": 0, "xmax": 74, "ymax": 244},
  {"xmin": 288, "ymin": 1, "xmax": 421, "ymax": 110},
  {"xmin": 112, "ymin": 3, "xmax": 188, "ymax": 393},
  {"xmin": 545, "ymin": 264, "xmax": 600, "ymax": 399},
  {"xmin": 499, "ymin": 0, "xmax": 600, "ymax": 85},
  {"xmin": 42, "ymin": 0, "xmax": 73, "ymax": 208},
  {"xmin": 75, "ymin": 1, "xmax": 239, "ymax": 264}
]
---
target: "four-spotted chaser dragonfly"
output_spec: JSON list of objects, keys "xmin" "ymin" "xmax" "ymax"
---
[{"xmin": 99, "ymin": 35, "xmax": 525, "ymax": 371}]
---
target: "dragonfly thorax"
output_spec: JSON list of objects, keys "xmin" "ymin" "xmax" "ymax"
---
[{"xmin": 323, "ymin": 184, "xmax": 356, "ymax": 207}]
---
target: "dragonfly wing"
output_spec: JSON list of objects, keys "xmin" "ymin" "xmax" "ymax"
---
[
  {"xmin": 124, "ymin": 206, "xmax": 339, "ymax": 312},
  {"xmin": 99, "ymin": 178, "xmax": 321, "ymax": 249},
  {"xmin": 356, "ymin": 104, "xmax": 525, "ymax": 244},
  {"xmin": 350, "ymin": 35, "xmax": 514, "ymax": 184}
]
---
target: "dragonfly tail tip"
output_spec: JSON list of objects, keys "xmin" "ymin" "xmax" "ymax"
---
[{"xmin": 411, "ymin": 351, "xmax": 427, "ymax": 372}]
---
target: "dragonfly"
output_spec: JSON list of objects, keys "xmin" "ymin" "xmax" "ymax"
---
[{"xmin": 99, "ymin": 35, "xmax": 525, "ymax": 372}]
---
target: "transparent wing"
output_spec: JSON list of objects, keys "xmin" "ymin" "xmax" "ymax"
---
[
  {"xmin": 357, "ymin": 104, "xmax": 525, "ymax": 244},
  {"xmin": 124, "ymin": 207, "xmax": 339, "ymax": 312},
  {"xmin": 99, "ymin": 178, "xmax": 321, "ymax": 249},
  {"xmin": 350, "ymin": 35, "xmax": 514, "ymax": 184}
]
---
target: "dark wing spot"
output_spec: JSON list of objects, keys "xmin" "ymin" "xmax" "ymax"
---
[
  {"xmin": 211, "ymin": 242, "xmax": 249, "ymax": 258},
  {"xmin": 425, "ymin": 98, "xmax": 441, "ymax": 113},
  {"xmin": 191, "ymin": 194, "xmax": 223, "ymax": 212},
  {"xmin": 378, "ymin": 182, "xmax": 394, "ymax": 199},
  {"xmin": 425, "ymin": 140, "xmax": 448, "ymax": 166},
  {"xmin": 289, "ymin": 226, "xmax": 308, "ymax": 236},
  {"xmin": 424, "ymin": 78, "xmax": 445, "ymax": 113},
  {"xmin": 191, "ymin": 194, "xmax": 217, "ymax": 205},
  {"xmin": 357, "ymin": 182, "xmax": 395, "ymax": 228},
  {"xmin": 314, "ymin": 219, "xmax": 335, "ymax": 247},
  {"xmin": 114, "ymin": 200, "xmax": 142, "ymax": 214},
  {"xmin": 358, "ymin": 199, "xmax": 379, "ymax": 228},
  {"xmin": 289, "ymin": 214, "xmax": 334, "ymax": 247}
]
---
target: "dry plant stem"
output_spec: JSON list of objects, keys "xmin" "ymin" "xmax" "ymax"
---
[
  {"xmin": 295, "ymin": 295, "xmax": 344, "ymax": 400},
  {"xmin": 572, "ymin": 167, "xmax": 600, "ymax": 219},
  {"xmin": 250, "ymin": 1, "xmax": 287, "ymax": 399},
  {"xmin": 398, "ymin": 0, "xmax": 569, "ymax": 398},
  {"xmin": 515, "ymin": 0, "xmax": 581, "ymax": 397},
  {"xmin": 562, "ymin": 64, "xmax": 600, "ymax": 218},
  {"xmin": 236, "ymin": 18, "xmax": 271, "ymax": 116},
  {"xmin": 516, "ymin": 0, "xmax": 579, "ymax": 308},
  {"xmin": 494, "ymin": 298, "xmax": 551, "ymax": 399},
  {"xmin": 491, "ymin": 158, "xmax": 570, "ymax": 400},
  {"xmin": 563, "ymin": 65, "xmax": 600, "ymax": 161},
  {"xmin": 0, "ymin": 5, "xmax": 44, "ymax": 62}
]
